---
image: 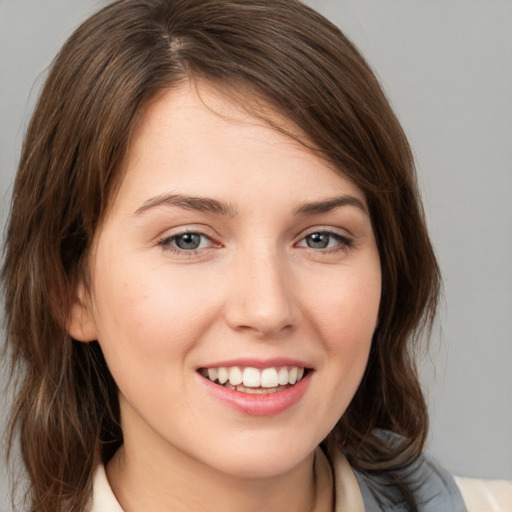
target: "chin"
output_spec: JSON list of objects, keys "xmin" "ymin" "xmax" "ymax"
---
[{"xmin": 197, "ymin": 435, "xmax": 317, "ymax": 479}]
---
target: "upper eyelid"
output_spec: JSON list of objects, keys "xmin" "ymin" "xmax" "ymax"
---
[
  {"xmin": 156, "ymin": 224, "xmax": 217, "ymax": 241},
  {"xmin": 161, "ymin": 231, "xmax": 214, "ymax": 244},
  {"xmin": 297, "ymin": 225, "xmax": 353, "ymax": 239},
  {"xmin": 296, "ymin": 232, "xmax": 351, "ymax": 244},
  {"xmin": 294, "ymin": 226, "xmax": 355, "ymax": 249},
  {"xmin": 157, "ymin": 226, "xmax": 214, "ymax": 244},
  {"xmin": 157, "ymin": 226, "xmax": 352, "ymax": 240},
  {"xmin": 155, "ymin": 223, "xmax": 354, "ymax": 244},
  {"xmin": 158, "ymin": 232, "xmax": 218, "ymax": 257}
]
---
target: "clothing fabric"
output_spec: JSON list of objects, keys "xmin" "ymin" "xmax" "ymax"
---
[
  {"xmin": 89, "ymin": 465, "xmax": 123, "ymax": 512},
  {"xmin": 455, "ymin": 476, "xmax": 512, "ymax": 512},
  {"xmin": 347, "ymin": 452, "xmax": 467, "ymax": 511},
  {"xmin": 88, "ymin": 448, "xmax": 511, "ymax": 511}
]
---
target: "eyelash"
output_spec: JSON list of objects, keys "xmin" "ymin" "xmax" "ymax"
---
[
  {"xmin": 158, "ymin": 231, "xmax": 216, "ymax": 256},
  {"xmin": 157, "ymin": 228, "xmax": 353, "ymax": 256},
  {"xmin": 295, "ymin": 229, "xmax": 353, "ymax": 253}
]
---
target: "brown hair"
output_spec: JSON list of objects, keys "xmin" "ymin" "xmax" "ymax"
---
[{"xmin": 2, "ymin": 0, "xmax": 440, "ymax": 510}]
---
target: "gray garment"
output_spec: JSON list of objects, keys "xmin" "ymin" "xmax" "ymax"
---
[{"xmin": 353, "ymin": 455, "xmax": 468, "ymax": 512}]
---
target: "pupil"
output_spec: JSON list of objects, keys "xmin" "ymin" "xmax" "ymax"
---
[
  {"xmin": 176, "ymin": 233, "xmax": 201, "ymax": 250},
  {"xmin": 307, "ymin": 233, "xmax": 329, "ymax": 249}
]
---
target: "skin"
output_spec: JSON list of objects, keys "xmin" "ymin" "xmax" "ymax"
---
[{"xmin": 70, "ymin": 81, "xmax": 381, "ymax": 512}]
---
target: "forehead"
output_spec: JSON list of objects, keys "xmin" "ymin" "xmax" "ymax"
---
[
  {"xmin": 108, "ymin": 80, "xmax": 367, "ymax": 217},
  {"xmin": 131, "ymin": 80, "xmax": 312, "ymax": 159}
]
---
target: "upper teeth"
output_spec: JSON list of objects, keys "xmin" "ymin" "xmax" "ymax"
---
[{"xmin": 205, "ymin": 366, "xmax": 305, "ymax": 388}]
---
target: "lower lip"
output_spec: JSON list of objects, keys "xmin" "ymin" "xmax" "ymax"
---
[{"xmin": 199, "ymin": 372, "xmax": 312, "ymax": 416}]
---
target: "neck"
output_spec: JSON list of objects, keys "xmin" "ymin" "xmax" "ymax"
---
[{"xmin": 106, "ymin": 440, "xmax": 333, "ymax": 512}]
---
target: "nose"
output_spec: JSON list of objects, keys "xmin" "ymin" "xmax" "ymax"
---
[{"xmin": 224, "ymin": 249, "xmax": 301, "ymax": 338}]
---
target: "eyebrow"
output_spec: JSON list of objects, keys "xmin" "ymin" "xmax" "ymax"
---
[
  {"xmin": 293, "ymin": 195, "xmax": 368, "ymax": 216},
  {"xmin": 135, "ymin": 193, "xmax": 368, "ymax": 217},
  {"xmin": 135, "ymin": 193, "xmax": 238, "ymax": 216}
]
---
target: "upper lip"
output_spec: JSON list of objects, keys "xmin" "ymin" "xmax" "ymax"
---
[{"xmin": 198, "ymin": 357, "xmax": 313, "ymax": 370}]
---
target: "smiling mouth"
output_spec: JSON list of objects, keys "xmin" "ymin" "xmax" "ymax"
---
[{"xmin": 198, "ymin": 366, "xmax": 308, "ymax": 394}]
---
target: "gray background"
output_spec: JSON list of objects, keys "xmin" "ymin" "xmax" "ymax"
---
[{"xmin": 1, "ymin": 0, "xmax": 511, "ymax": 509}]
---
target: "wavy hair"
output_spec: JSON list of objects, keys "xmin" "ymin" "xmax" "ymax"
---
[{"xmin": 2, "ymin": 0, "xmax": 440, "ymax": 510}]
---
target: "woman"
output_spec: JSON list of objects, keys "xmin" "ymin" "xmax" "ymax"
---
[{"xmin": 2, "ymin": 1, "xmax": 509, "ymax": 511}]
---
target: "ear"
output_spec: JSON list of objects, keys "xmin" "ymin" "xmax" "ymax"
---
[{"xmin": 68, "ymin": 284, "xmax": 98, "ymax": 343}]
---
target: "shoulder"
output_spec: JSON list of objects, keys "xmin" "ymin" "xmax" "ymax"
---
[
  {"xmin": 336, "ymin": 430, "xmax": 468, "ymax": 511},
  {"xmin": 351, "ymin": 452, "xmax": 468, "ymax": 512}
]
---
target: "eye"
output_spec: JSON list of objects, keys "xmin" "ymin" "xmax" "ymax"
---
[
  {"xmin": 296, "ymin": 231, "xmax": 352, "ymax": 251},
  {"xmin": 159, "ymin": 231, "xmax": 214, "ymax": 253}
]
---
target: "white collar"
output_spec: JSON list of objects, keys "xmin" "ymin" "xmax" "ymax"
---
[
  {"xmin": 88, "ymin": 447, "xmax": 365, "ymax": 512},
  {"xmin": 88, "ymin": 463, "xmax": 124, "ymax": 512}
]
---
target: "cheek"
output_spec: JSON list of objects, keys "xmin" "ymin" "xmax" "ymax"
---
[
  {"xmin": 294, "ymin": 264, "xmax": 380, "ymax": 439},
  {"xmin": 308, "ymin": 262, "xmax": 381, "ymax": 387},
  {"xmin": 312, "ymin": 265, "xmax": 381, "ymax": 344},
  {"xmin": 89, "ymin": 249, "xmax": 227, "ymax": 368},
  {"xmin": 88, "ymin": 260, "xmax": 201, "ymax": 411}
]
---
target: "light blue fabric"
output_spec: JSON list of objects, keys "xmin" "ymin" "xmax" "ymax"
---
[{"xmin": 352, "ymin": 454, "xmax": 467, "ymax": 511}]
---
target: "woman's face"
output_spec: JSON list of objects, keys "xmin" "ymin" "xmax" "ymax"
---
[{"xmin": 71, "ymin": 81, "xmax": 381, "ymax": 479}]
